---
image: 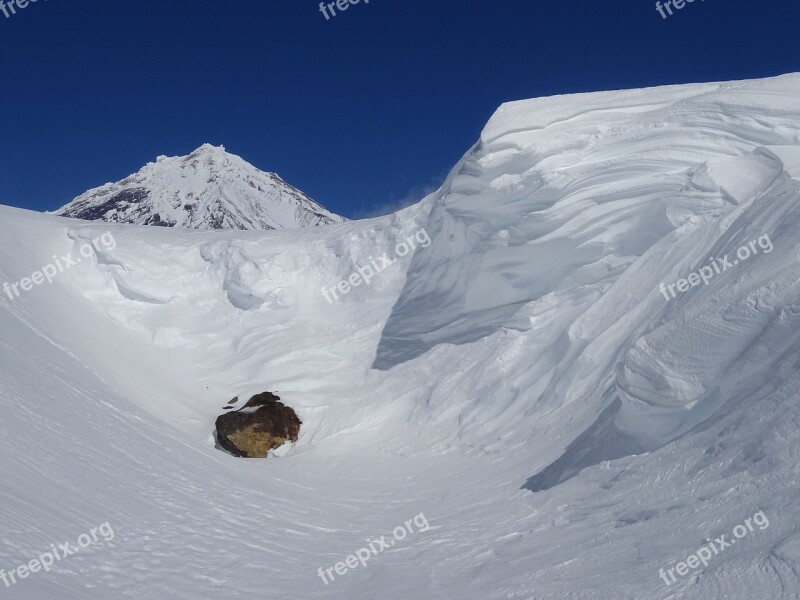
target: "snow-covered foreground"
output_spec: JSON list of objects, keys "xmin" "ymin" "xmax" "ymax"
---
[{"xmin": 1, "ymin": 74, "xmax": 800, "ymax": 599}]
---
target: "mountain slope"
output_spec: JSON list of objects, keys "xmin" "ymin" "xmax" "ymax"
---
[
  {"xmin": 53, "ymin": 144, "xmax": 345, "ymax": 230},
  {"xmin": 1, "ymin": 74, "xmax": 800, "ymax": 599}
]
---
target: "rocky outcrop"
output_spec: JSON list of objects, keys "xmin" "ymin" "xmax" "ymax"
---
[{"xmin": 215, "ymin": 392, "xmax": 301, "ymax": 458}]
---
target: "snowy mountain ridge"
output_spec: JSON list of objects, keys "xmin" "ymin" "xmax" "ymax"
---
[{"xmin": 53, "ymin": 144, "xmax": 345, "ymax": 230}]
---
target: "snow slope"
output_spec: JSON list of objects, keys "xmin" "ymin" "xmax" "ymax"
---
[
  {"xmin": 54, "ymin": 144, "xmax": 344, "ymax": 230},
  {"xmin": 1, "ymin": 73, "xmax": 800, "ymax": 599}
]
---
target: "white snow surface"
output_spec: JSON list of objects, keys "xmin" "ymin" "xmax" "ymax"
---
[
  {"xmin": 2, "ymin": 73, "xmax": 800, "ymax": 599},
  {"xmin": 53, "ymin": 144, "xmax": 345, "ymax": 230}
]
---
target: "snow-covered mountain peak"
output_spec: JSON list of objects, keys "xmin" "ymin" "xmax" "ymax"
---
[{"xmin": 54, "ymin": 144, "xmax": 345, "ymax": 231}]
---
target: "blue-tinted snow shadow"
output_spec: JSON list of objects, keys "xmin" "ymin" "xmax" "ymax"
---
[{"xmin": 523, "ymin": 398, "xmax": 650, "ymax": 492}]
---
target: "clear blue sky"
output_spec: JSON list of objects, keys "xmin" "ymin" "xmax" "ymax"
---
[{"xmin": 0, "ymin": 0, "xmax": 798, "ymax": 219}]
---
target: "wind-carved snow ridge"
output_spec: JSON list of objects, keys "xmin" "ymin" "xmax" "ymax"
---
[
  {"xmin": 54, "ymin": 144, "xmax": 345, "ymax": 231},
  {"xmin": 1, "ymin": 74, "xmax": 800, "ymax": 599},
  {"xmin": 373, "ymin": 75, "xmax": 800, "ymax": 489}
]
